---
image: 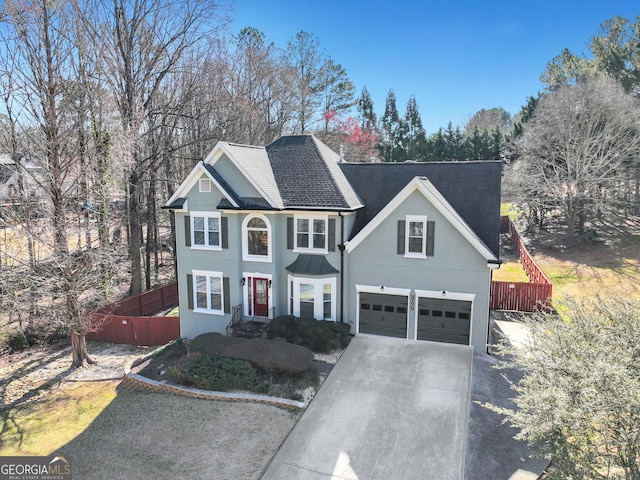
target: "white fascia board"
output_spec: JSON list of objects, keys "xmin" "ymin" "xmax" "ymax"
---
[
  {"xmin": 345, "ymin": 177, "xmax": 498, "ymax": 262},
  {"xmin": 164, "ymin": 161, "xmax": 239, "ymax": 209},
  {"xmin": 210, "ymin": 142, "xmax": 280, "ymax": 209},
  {"xmin": 414, "ymin": 289, "xmax": 476, "ymax": 302},
  {"xmin": 164, "ymin": 163, "xmax": 203, "ymax": 207},
  {"xmin": 355, "ymin": 284, "xmax": 411, "ymax": 296}
]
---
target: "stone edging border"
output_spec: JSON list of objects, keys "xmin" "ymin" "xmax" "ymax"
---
[{"xmin": 122, "ymin": 343, "xmax": 306, "ymax": 410}]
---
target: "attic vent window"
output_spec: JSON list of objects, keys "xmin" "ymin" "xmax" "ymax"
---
[{"xmin": 199, "ymin": 178, "xmax": 211, "ymax": 192}]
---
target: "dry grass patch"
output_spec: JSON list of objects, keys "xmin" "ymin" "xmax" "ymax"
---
[
  {"xmin": 525, "ymin": 222, "xmax": 640, "ymax": 301},
  {"xmin": 59, "ymin": 385, "xmax": 299, "ymax": 480}
]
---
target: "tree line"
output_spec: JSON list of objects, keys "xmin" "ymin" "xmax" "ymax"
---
[
  {"xmin": 505, "ymin": 15, "xmax": 640, "ymax": 245},
  {"xmin": 355, "ymin": 88, "xmax": 511, "ymax": 163}
]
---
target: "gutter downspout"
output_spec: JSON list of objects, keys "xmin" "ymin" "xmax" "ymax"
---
[
  {"xmin": 338, "ymin": 212, "xmax": 345, "ymax": 323},
  {"xmin": 487, "ymin": 259, "xmax": 502, "ymax": 354}
]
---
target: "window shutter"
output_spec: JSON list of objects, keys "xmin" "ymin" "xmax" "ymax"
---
[
  {"xmin": 426, "ymin": 221, "xmax": 435, "ymax": 256},
  {"xmin": 328, "ymin": 218, "xmax": 336, "ymax": 252},
  {"xmin": 187, "ymin": 274, "xmax": 194, "ymax": 310},
  {"xmin": 397, "ymin": 220, "xmax": 405, "ymax": 254},
  {"xmin": 221, "ymin": 216, "xmax": 228, "ymax": 249},
  {"xmin": 184, "ymin": 216, "xmax": 191, "ymax": 247},
  {"xmin": 287, "ymin": 217, "xmax": 294, "ymax": 250},
  {"xmin": 223, "ymin": 277, "xmax": 230, "ymax": 314}
]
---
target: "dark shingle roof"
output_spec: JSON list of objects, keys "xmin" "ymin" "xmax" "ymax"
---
[
  {"xmin": 285, "ymin": 254, "xmax": 340, "ymax": 275},
  {"xmin": 202, "ymin": 164, "xmax": 242, "ymax": 206},
  {"xmin": 162, "ymin": 197, "xmax": 187, "ymax": 210},
  {"xmin": 203, "ymin": 163, "xmax": 276, "ymax": 210},
  {"xmin": 266, "ymin": 136, "xmax": 351, "ymax": 209},
  {"xmin": 217, "ymin": 197, "xmax": 274, "ymax": 210},
  {"xmin": 339, "ymin": 161, "xmax": 502, "ymax": 257}
]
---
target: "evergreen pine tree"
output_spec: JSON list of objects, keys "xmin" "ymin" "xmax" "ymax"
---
[{"xmin": 404, "ymin": 95, "xmax": 426, "ymax": 160}]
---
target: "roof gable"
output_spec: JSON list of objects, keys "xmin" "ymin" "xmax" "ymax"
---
[
  {"xmin": 208, "ymin": 143, "xmax": 282, "ymax": 209},
  {"xmin": 340, "ymin": 161, "xmax": 502, "ymax": 257},
  {"xmin": 344, "ymin": 176, "xmax": 498, "ymax": 261},
  {"xmin": 164, "ymin": 162, "xmax": 240, "ymax": 209}
]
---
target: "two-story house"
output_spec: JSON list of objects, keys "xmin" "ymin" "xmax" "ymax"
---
[{"xmin": 164, "ymin": 135, "xmax": 501, "ymax": 352}]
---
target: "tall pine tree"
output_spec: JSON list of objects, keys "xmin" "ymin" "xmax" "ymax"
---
[{"xmin": 404, "ymin": 95, "xmax": 426, "ymax": 160}]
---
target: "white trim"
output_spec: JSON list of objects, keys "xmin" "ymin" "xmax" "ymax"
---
[
  {"xmin": 241, "ymin": 213, "xmax": 272, "ymax": 263},
  {"xmin": 355, "ymin": 285, "xmax": 411, "ymax": 340},
  {"xmin": 190, "ymin": 211, "xmax": 222, "ymax": 250},
  {"xmin": 288, "ymin": 274, "xmax": 337, "ymax": 321},
  {"xmin": 405, "ymin": 214, "xmax": 428, "ymax": 258},
  {"xmin": 292, "ymin": 214, "xmax": 329, "ymax": 254},
  {"xmin": 413, "ymin": 290, "xmax": 475, "ymax": 342},
  {"xmin": 192, "ymin": 270, "xmax": 225, "ymax": 315},
  {"xmin": 165, "ymin": 162, "xmax": 239, "ymax": 209},
  {"xmin": 344, "ymin": 176, "xmax": 497, "ymax": 262},
  {"xmin": 242, "ymin": 272, "xmax": 273, "ymax": 318},
  {"xmin": 199, "ymin": 178, "xmax": 211, "ymax": 192}
]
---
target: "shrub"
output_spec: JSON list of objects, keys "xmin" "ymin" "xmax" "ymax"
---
[
  {"xmin": 263, "ymin": 368, "xmax": 320, "ymax": 401},
  {"xmin": 267, "ymin": 316, "xmax": 351, "ymax": 352},
  {"xmin": 170, "ymin": 353, "xmax": 266, "ymax": 393},
  {"xmin": 190, "ymin": 333, "xmax": 314, "ymax": 374},
  {"xmin": 265, "ymin": 315, "xmax": 298, "ymax": 343}
]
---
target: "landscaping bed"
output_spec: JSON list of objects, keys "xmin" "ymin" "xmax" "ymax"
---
[{"xmin": 135, "ymin": 317, "xmax": 351, "ymax": 405}]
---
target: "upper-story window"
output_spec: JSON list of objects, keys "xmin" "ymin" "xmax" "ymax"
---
[
  {"xmin": 399, "ymin": 215, "xmax": 435, "ymax": 258},
  {"xmin": 191, "ymin": 212, "xmax": 221, "ymax": 249},
  {"xmin": 242, "ymin": 214, "xmax": 271, "ymax": 262},
  {"xmin": 406, "ymin": 215, "xmax": 427, "ymax": 256},
  {"xmin": 295, "ymin": 216, "xmax": 327, "ymax": 252}
]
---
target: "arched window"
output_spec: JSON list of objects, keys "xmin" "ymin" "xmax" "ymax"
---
[{"xmin": 242, "ymin": 214, "xmax": 271, "ymax": 262}]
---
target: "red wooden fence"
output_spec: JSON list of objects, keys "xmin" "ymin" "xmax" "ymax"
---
[
  {"xmin": 491, "ymin": 217, "xmax": 553, "ymax": 312},
  {"xmin": 87, "ymin": 282, "xmax": 180, "ymax": 346}
]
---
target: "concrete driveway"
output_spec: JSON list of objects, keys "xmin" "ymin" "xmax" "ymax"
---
[{"xmin": 261, "ymin": 335, "xmax": 472, "ymax": 480}]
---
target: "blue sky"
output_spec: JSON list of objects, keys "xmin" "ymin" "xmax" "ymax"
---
[{"xmin": 231, "ymin": 1, "xmax": 639, "ymax": 134}]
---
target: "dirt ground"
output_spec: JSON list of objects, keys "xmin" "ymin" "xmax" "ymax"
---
[{"xmin": 0, "ymin": 340, "xmax": 150, "ymax": 409}]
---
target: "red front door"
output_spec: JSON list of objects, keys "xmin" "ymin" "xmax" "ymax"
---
[{"xmin": 253, "ymin": 278, "xmax": 269, "ymax": 317}]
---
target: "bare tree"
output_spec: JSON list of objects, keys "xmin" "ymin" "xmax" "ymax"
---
[
  {"xmin": 97, "ymin": 0, "xmax": 225, "ymax": 295},
  {"xmin": 511, "ymin": 76, "xmax": 640, "ymax": 242},
  {"xmin": 0, "ymin": 0, "xmax": 110, "ymax": 366}
]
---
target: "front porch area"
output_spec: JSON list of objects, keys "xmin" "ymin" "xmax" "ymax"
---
[{"xmin": 226, "ymin": 304, "xmax": 275, "ymax": 338}]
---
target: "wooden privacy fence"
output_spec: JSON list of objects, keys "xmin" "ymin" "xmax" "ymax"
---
[
  {"xmin": 87, "ymin": 282, "xmax": 180, "ymax": 346},
  {"xmin": 491, "ymin": 217, "xmax": 553, "ymax": 312}
]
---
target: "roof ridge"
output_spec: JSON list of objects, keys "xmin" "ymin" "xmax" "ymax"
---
[
  {"xmin": 224, "ymin": 142, "xmax": 265, "ymax": 150},
  {"xmin": 309, "ymin": 136, "xmax": 349, "ymax": 208}
]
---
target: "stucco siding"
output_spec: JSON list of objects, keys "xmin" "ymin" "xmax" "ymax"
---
[
  {"xmin": 176, "ymin": 209, "xmax": 346, "ymax": 339},
  {"xmin": 344, "ymin": 190, "xmax": 492, "ymax": 351}
]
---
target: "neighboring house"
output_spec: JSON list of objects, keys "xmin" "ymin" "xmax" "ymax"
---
[
  {"xmin": 0, "ymin": 154, "xmax": 45, "ymax": 207},
  {"xmin": 164, "ymin": 135, "xmax": 502, "ymax": 352}
]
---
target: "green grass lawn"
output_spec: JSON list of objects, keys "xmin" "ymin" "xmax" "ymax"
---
[
  {"xmin": 0, "ymin": 381, "xmax": 119, "ymax": 456},
  {"xmin": 492, "ymin": 260, "xmax": 530, "ymax": 283}
]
